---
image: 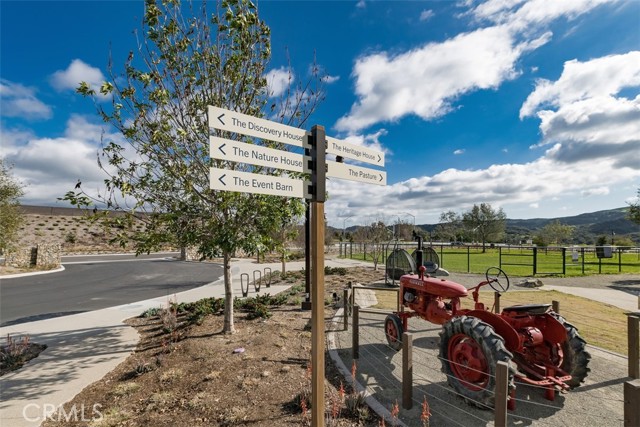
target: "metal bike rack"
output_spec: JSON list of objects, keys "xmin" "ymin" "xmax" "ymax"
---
[
  {"xmin": 263, "ymin": 267, "xmax": 271, "ymax": 288},
  {"xmin": 253, "ymin": 270, "xmax": 262, "ymax": 292},
  {"xmin": 240, "ymin": 273, "xmax": 249, "ymax": 297}
]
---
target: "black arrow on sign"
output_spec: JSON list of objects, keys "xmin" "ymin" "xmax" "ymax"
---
[
  {"xmin": 379, "ymin": 174, "xmax": 383, "ymax": 182},
  {"xmin": 218, "ymin": 174, "xmax": 226, "ymax": 186},
  {"xmin": 378, "ymin": 154, "xmax": 382, "ymax": 163},
  {"xmin": 217, "ymin": 113, "xmax": 225, "ymax": 126},
  {"xmin": 218, "ymin": 143, "xmax": 226, "ymax": 156}
]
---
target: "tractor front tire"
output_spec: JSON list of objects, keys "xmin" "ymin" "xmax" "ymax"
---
[
  {"xmin": 384, "ymin": 314, "xmax": 404, "ymax": 352},
  {"xmin": 551, "ymin": 313, "xmax": 591, "ymax": 388},
  {"xmin": 440, "ymin": 316, "xmax": 516, "ymax": 409}
]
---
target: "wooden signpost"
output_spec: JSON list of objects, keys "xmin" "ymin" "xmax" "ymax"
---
[{"xmin": 208, "ymin": 106, "xmax": 385, "ymax": 427}]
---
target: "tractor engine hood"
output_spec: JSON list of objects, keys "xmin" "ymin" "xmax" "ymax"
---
[{"xmin": 401, "ymin": 275, "xmax": 469, "ymax": 298}]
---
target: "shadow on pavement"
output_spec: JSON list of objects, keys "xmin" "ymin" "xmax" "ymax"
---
[
  {"xmin": 1, "ymin": 311, "xmax": 87, "ymax": 328},
  {"xmin": 609, "ymin": 278, "xmax": 640, "ymax": 296},
  {"xmin": 0, "ymin": 324, "xmax": 132, "ymax": 408}
]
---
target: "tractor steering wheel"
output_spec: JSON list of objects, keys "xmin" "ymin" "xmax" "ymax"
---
[{"xmin": 485, "ymin": 267, "xmax": 509, "ymax": 293}]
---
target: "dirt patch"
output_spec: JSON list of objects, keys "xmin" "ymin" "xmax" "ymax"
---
[
  {"xmin": 0, "ymin": 335, "xmax": 47, "ymax": 376},
  {"xmin": 40, "ymin": 267, "xmax": 388, "ymax": 427}
]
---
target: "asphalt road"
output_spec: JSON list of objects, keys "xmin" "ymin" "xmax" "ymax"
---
[{"xmin": 0, "ymin": 254, "xmax": 223, "ymax": 326}]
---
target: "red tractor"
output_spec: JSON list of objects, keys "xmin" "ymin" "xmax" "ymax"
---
[{"xmin": 384, "ymin": 246, "xmax": 590, "ymax": 409}]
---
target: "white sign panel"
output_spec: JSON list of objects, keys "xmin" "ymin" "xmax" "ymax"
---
[
  {"xmin": 210, "ymin": 136, "xmax": 304, "ymax": 173},
  {"xmin": 208, "ymin": 106, "xmax": 305, "ymax": 148},
  {"xmin": 327, "ymin": 162, "xmax": 386, "ymax": 186},
  {"xmin": 210, "ymin": 167, "xmax": 307, "ymax": 198},
  {"xmin": 208, "ymin": 106, "xmax": 385, "ymax": 167},
  {"xmin": 326, "ymin": 136, "xmax": 385, "ymax": 167}
]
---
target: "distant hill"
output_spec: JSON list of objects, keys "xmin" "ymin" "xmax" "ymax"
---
[{"xmin": 411, "ymin": 207, "xmax": 639, "ymax": 245}]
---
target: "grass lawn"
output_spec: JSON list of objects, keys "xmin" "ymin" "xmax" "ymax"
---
[
  {"xmin": 372, "ymin": 289, "xmax": 628, "ymax": 355},
  {"xmin": 348, "ymin": 246, "xmax": 640, "ymax": 276}
]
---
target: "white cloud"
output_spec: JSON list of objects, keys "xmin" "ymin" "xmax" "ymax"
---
[
  {"xmin": 521, "ymin": 53, "xmax": 640, "ymax": 171},
  {"xmin": 0, "ymin": 79, "xmax": 52, "ymax": 120},
  {"xmin": 336, "ymin": 0, "xmax": 618, "ymax": 133},
  {"xmin": 356, "ymin": 0, "xmax": 366, "ymax": 9},
  {"xmin": 520, "ymin": 52, "xmax": 640, "ymax": 118},
  {"xmin": 265, "ymin": 67, "xmax": 293, "ymax": 98},
  {"xmin": 4, "ymin": 115, "xmax": 119, "ymax": 206},
  {"xmin": 322, "ymin": 75, "xmax": 340, "ymax": 84},
  {"xmin": 471, "ymin": 0, "xmax": 617, "ymax": 29},
  {"xmin": 326, "ymin": 48, "xmax": 640, "ymax": 225},
  {"xmin": 419, "ymin": 9, "xmax": 435, "ymax": 21},
  {"xmin": 453, "ymin": 149, "xmax": 465, "ymax": 155},
  {"xmin": 335, "ymin": 25, "xmax": 546, "ymax": 132},
  {"xmin": 581, "ymin": 186, "xmax": 609, "ymax": 197},
  {"xmin": 326, "ymin": 150, "xmax": 639, "ymax": 226},
  {"xmin": 50, "ymin": 59, "xmax": 106, "ymax": 95}
]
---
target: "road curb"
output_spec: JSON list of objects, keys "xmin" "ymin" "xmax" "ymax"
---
[{"xmin": 0, "ymin": 265, "xmax": 65, "ymax": 280}]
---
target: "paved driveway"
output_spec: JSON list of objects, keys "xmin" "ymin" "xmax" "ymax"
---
[{"xmin": 1, "ymin": 257, "xmax": 223, "ymax": 326}]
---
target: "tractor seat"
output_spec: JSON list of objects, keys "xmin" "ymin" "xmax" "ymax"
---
[{"xmin": 503, "ymin": 304, "xmax": 551, "ymax": 315}]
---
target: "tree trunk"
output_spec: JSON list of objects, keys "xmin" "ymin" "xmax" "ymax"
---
[
  {"xmin": 281, "ymin": 250, "xmax": 286, "ymax": 275},
  {"xmin": 222, "ymin": 251, "xmax": 235, "ymax": 334}
]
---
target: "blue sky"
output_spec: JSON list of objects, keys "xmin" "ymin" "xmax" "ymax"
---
[{"xmin": 1, "ymin": 0, "xmax": 639, "ymax": 227}]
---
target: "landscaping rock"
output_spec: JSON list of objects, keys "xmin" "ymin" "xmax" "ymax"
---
[{"xmin": 515, "ymin": 278, "xmax": 544, "ymax": 288}]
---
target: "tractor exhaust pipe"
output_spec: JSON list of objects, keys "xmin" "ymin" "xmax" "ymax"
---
[{"xmin": 413, "ymin": 230, "xmax": 424, "ymax": 277}]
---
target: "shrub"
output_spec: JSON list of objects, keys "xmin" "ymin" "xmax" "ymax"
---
[{"xmin": 325, "ymin": 266, "xmax": 347, "ymax": 276}]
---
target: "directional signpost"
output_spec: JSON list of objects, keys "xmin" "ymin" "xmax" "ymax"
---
[{"xmin": 208, "ymin": 105, "xmax": 386, "ymax": 427}]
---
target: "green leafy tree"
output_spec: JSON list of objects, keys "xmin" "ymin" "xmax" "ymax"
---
[
  {"xmin": 266, "ymin": 199, "xmax": 304, "ymax": 274},
  {"xmin": 436, "ymin": 210, "xmax": 462, "ymax": 243},
  {"xmin": 62, "ymin": 0, "xmax": 324, "ymax": 334},
  {"xmin": 0, "ymin": 158, "xmax": 25, "ymax": 252},
  {"xmin": 628, "ymin": 188, "xmax": 640, "ymax": 225},
  {"xmin": 461, "ymin": 203, "xmax": 506, "ymax": 252},
  {"xmin": 533, "ymin": 220, "xmax": 574, "ymax": 246},
  {"xmin": 353, "ymin": 220, "xmax": 390, "ymax": 270}
]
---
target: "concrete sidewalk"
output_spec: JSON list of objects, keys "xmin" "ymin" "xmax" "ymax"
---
[{"xmin": 0, "ymin": 256, "xmax": 370, "ymax": 427}]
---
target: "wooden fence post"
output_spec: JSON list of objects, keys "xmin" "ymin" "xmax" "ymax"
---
[
  {"xmin": 494, "ymin": 292, "xmax": 501, "ymax": 314},
  {"xmin": 494, "ymin": 361, "xmax": 509, "ymax": 427},
  {"xmin": 402, "ymin": 332, "xmax": 413, "ymax": 410},
  {"xmin": 352, "ymin": 305, "xmax": 360, "ymax": 360},
  {"xmin": 343, "ymin": 289, "xmax": 349, "ymax": 331},
  {"xmin": 628, "ymin": 314, "xmax": 639, "ymax": 379},
  {"xmin": 625, "ymin": 379, "xmax": 640, "ymax": 427},
  {"xmin": 552, "ymin": 300, "xmax": 560, "ymax": 314}
]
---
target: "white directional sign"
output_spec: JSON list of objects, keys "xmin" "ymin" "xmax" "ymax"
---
[
  {"xmin": 326, "ymin": 136, "xmax": 384, "ymax": 167},
  {"xmin": 327, "ymin": 162, "xmax": 386, "ymax": 186},
  {"xmin": 211, "ymin": 135, "xmax": 385, "ymax": 185},
  {"xmin": 210, "ymin": 136, "xmax": 304, "ymax": 173},
  {"xmin": 210, "ymin": 167, "xmax": 307, "ymax": 198},
  {"xmin": 208, "ymin": 106, "xmax": 385, "ymax": 166},
  {"xmin": 208, "ymin": 106, "xmax": 305, "ymax": 148}
]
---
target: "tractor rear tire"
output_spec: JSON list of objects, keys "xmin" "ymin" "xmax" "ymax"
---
[
  {"xmin": 440, "ymin": 315, "xmax": 516, "ymax": 409},
  {"xmin": 384, "ymin": 314, "xmax": 403, "ymax": 352},
  {"xmin": 551, "ymin": 313, "xmax": 591, "ymax": 388}
]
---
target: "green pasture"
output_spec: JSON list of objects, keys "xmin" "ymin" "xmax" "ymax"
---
[{"xmin": 346, "ymin": 246, "xmax": 640, "ymax": 277}]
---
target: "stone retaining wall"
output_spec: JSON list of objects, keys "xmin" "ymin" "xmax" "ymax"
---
[
  {"xmin": 5, "ymin": 244, "xmax": 61, "ymax": 268},
  {"xmin": 36, "ymin": 243, "xmax": 62, "ymax": 267}
]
